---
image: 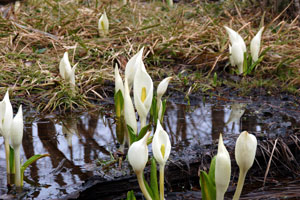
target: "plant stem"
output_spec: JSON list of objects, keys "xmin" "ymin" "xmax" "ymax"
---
[
  {"xmin": 216, "ymin": 190, "xmax": 224, "ymax": 200},
  {"xmin": 4, "ymin": 137, "xmax": 10, "ymax": 175},
  {"xmin": 233, "ymin": 169, "xmax": 247, "ymax": 200},
  {"xmin": 14, "ymin": 146, "xmax": 21, "ymax": 188},
  {"xmin": 159, "ymin": 164, "xmax": 165, "ymax": 200},
  {"xmin": 136, "ymin": 171, "xmax": 152, "ymax": 200}
]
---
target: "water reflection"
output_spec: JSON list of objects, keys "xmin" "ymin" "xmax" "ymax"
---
[
  {"xmin": 225, "ymin": 103, "xmax": 246, "ymax": 133},
  {"xmin": 0, "ymin": 102, "xmax": 293, "ymax": 199}
]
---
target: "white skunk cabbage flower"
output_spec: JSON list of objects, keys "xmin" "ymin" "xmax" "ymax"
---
[
  {"xmin": 157, "ymin": 77, "xmax": 172, "ymax": 121},
  {"xmin": 133, "ymin": 66, "xmax": 153, "ymax": 129},
  {"xmin": 152, "ymin": 121, "xmax": 171, "ymax": 166},
  {"xmin": 215, "ymin": 134, "xmax": 231, "ymax": 200},
  {"xmin": 228, "ymin": 45, "xmax": 235, "ymax": 67},
  {"xmin": 224, "ymin": 26, "xmax": 246, "ymax": 52},
  {"xmin": 233, "ymin": 131, "xmax": 257, "ymax": 200},
  {"xmin": 115, "ymin": 64, "xmax": 124, "ymax": 95},
  {"xmin": 10, "ymin": 105, "xmax": 23, "ymax": 187},
  {"xmin": 98, "ymin": 11, "xmax": 109, "ymax": 35},
  {"xmin": 125, "ymin": 47, "xmax": 145, "ymax": 91},
  {"xmin": 124, "ymin": 78, "xmax": 137, "ymax": 135},
  {"xmin": 250, "ymin": 27, "xmax": 264, "ymax": 62},
  {"xmin": 224, "ymin": 26, "xmax": 247, "ymax": 74},
  {"xmin": 231, "ymin": 42, "xmax": 245, "ymax": 74},
  {"xmin": 59, "ymin": 52, "xmax": 77, "ymax": 87},
  {"xmin": 0, "ymin": 90, "xmax": 13, "ymax": 175},
  {"xmin": 157, "ymin": 77, "xmax": 172, "ymax": 101},
  {"xmin": 0, "ymin": 90, "xmax": 13, "ymax": 138},
  {"xmin": 128, "ymin": 132, "xmax": 151, "ymax": 173},
  {"xmin": 10, "ymin": 105, "xmax": 23, "ymax": 149},
  {"xmin": 235, "ymin": 131, "xmax": 257, "ymax": 173}
]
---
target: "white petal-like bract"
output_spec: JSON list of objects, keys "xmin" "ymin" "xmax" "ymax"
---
[
  {"xmin": 152, "ymin": 121, "xmax": 171, "ymax": 166},
  {"xmin": 98, "ymin": 11, "xmax": 109, "ymax": 35},
  {"xmin": 250, "ymin": 27, "xmax": 264, "ymax": 62},
  {"xmin": 133, "ymin": 66, "xmax": 153, "ymax": 127},
  {"xmin": 10, "ymin": 105, "xmax": 23, "ymax": 149},
  {"xmin": 124, "ymin": 79, "xmax": 137, "ymax": 135},
  {"xmin": 115, "ymin": 64, "xmax": 124, "ymax": 95},
  {"xmin": 215, "ymin": 134, "xmax": 231, "ymax": 200},
  {"xmin": 231, "ymin": 42, "xmax": 244, "ymax": 74},
  {"xmin": 0, "ymin": 90, "xmax": 13, "ymax": 139},
  {"xmin": 157, "ymin": 77, "xmax": 172, "ymax": 100},
  {"xmin": 59, "ymin": 52, "xmax": 76, "ymax": 86},
  {"xmin": 128, "ymin": 132, "xmax": 150, "ymax": 173},
  {"xmin": 125, "ymin": 47, "xmax": 144, "ymax": 90},
  {"xmin": 235, "ymin": 131, "xmax": 257, "ymax": 172}
]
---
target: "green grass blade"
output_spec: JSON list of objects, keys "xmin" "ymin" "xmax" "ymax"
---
[
  {"xmin": 150, "ymin": 158, "xmax": 159, "ymax": 200},
  {"xmin": 9, "ymin": 146, "xmax": 15, "ymax": 174},
  {"xmin": 126, "ymin": 190, "xmax": 136, "ymax": 200}
]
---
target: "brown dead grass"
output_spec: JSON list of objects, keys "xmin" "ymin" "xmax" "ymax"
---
[{"xmin": 0, "ymin": 0, "xmax": 299, "ymax": 112}]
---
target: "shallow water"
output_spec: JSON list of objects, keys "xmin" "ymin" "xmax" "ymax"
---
[{"xmin": 0, "ymin": 100, "xmax": 299, "ymax": 199}]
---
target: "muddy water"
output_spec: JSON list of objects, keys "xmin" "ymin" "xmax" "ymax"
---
[{"xmin": 0, "ymin": 100, "xmax": 299, "ymax": 199}]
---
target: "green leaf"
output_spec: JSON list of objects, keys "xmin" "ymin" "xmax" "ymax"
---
[
  {"xmin": 9, "ymin": 145, "xmax": 15, "ymax": 174},
  {"xmin": 114, "ymin": 90, "xmax": 124, "ymax": 118},
  {"xmin": 127, "ymin": 125, "xmax": 137, "ymax": 145},
  {"xmin": 147, "ymin": 136, "xmax": 153, "ymax": 146},
  {"xmin": 116, "ymin": 116, "xmax": 125, "ymax": 145},
  {"xmin": 137, "ymin": 124, "xmax": 151, "ymax": 141},
  {"xmin": 208, "ymin": 156, "xmax": 216, "ymax": 186},
  {"xmin": 248, "ymin": 47, "xmax": 271, "ymax": 74},
  {"xmin": 242, "ymin": 52, "xmax": 248, "ymax": 75},
  {"xmin": 150, "ymin": 158, "xmax": 159, "ymax": 200},
  {"xmin": 199, "ymin": 171, "xmax": 216, "ymax": 200},
  {"xmin": 150, "ymin": 96, "xmax": 157, "ymax": 124},
  {"xmin": 213, "ymin": 72, "xmax": 217, "ymax": 87},
  {"xmin": 126, "ymin": 190, "xmax": 136, "ymax": 200},
  {"xmin": 143, "ymin": 174, "xmax": 154, "ymax": 199},
  {"xmin": 21, "ymin": 154, "xmax": 50, "ymax": 186}
]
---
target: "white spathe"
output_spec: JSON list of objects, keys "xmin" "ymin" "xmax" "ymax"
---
[
  {"xmin": 250, "ymin": 27, "xmax": 264, "ymax": 62},
  {"xmin": 215, "ymin": 134, "xmax": 231, "ymax": 200},
  {"xmin": 157, "ymin": 77, "xmax": 172, "ymax": 100},
  {"xmin": 0, "ymin": 90, "xmax": 13, "ymax": 138},
  {"xmin": 59, "ymin": 52, "xmax": 77, "ymax": 86},
  {"xmin": 124, "ymin": 78, "xmax": 137, "ymax": 135},
  {"xmin": 125, "ymin": 47, "xmax": 145, "ymax": 90},
  {"xmin": 98, "ymin": 11, "xmax": 109, "ymax": 35},
  {"xmin": 10, "ymin": 105, "xmax": 23, "ymax": 149},
  {"xmin": 128, "ymin": 132, "xmax": 151, "ymax": 173},
  {"xmin": 231, "ymin": 42, "xmax": 244, "ymax": 74},
  {"xmin": 233, "ymin": 131, "xmax": 257, "ymax": 200},
  {"xmin": 133, "ymin": 65, "xmax": 153, "ymax": 128},
  {"xmin": 224, "ymin": 26, "xmax": 246, "ymax": 52},
  {"xmin": 224, "ymin": 26, "xmax": 247, "ymax": 74},
  {"xmin": 115, "ymin": 64, "xmax": 124, "ymax": 95},
  {"xmin": 152, "ymin": 121, "xmax": 171, "ymax": 166},
  {"xmin": 157, "ymin": 77, "xmax": 172, "ymax": 121},
  {"xmin": 235, "ymin": 131, "xmax": 257, "ymax": 172}
]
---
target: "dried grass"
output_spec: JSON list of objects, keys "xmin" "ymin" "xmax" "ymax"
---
[{"xmin": 0, "ymin": 0, "xmax": 299, "ymax": 112}]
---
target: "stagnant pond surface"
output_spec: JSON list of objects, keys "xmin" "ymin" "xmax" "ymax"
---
[{"xmin": 0, "ymin": 98, "xmax": 299, "ymax": 199}]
